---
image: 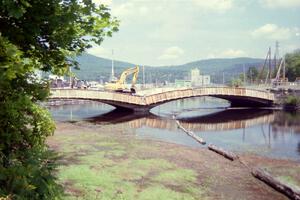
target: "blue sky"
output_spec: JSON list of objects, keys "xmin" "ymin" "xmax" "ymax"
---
[{"xmin": 89, "ymin": 0, "xmax": 300, "ymax": 66}]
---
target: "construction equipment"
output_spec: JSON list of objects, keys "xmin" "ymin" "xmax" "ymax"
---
[{"xmin": 105, "ymin": 66, "xmax": 139, "ymax": 93}]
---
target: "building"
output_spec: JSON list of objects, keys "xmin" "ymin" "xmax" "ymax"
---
[
  {"xmin": 175, "ymin": 79, "xmax": 192, "ymax": 87},
  {"xmin": 190, "ymin": 68, "xmax": 210, "ymax": 86}
]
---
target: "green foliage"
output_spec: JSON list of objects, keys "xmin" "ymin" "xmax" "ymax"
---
[
  {"xmin": 0, "ymin": 0, "xmax": 119, "ymax": 73},
  {"xmin": 229, "ymin": 78, "xmax": 243, "ymax": 87},
  {"xmin": 284, "ymin": 95, "xmax": 300, "ymax": 107},
  {"xmin": 246, "ymin": 66, "xmax": 259, "ymax": 83},
  {"xmin": 0, "ymin": 0, "xmax": 118, "ymax": 199},
  {"xmin": 285, "ymin": 50, "xmax": 300, "ymax": 82},
  {"xmin": 0, "ymin": 36, "xmax": 60, "ymax": 199}
]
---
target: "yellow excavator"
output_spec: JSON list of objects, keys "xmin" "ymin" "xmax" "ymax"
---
[{"xmin": 104, "ymin": 66, "xmax": 139, "ymax": 93}]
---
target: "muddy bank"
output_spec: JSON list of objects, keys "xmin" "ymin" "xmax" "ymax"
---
[{"xmin": 47, "ymin": 121, "xmax": 300, "ymax": 200}]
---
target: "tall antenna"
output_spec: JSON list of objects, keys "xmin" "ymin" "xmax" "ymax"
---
[
  {"xmin": 274, "ymin": 41, "xmax": 280, "ymax": 69},
  {"xmin": 110, "ymin": 49, "xmax": 116, "ymax": 81},
  {"xmin": 142, "ymin": 65, "xmax": 145, "ymax": 88}
]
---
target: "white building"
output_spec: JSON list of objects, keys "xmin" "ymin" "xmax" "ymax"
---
[{"xmin": 190, "ymin": 68, "xmax": 210, "ymax": 86}]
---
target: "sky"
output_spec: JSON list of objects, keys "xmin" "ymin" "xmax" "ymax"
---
[{"xmin": 88, "ymin": 0, "xmax": 300, "ymax": 66}]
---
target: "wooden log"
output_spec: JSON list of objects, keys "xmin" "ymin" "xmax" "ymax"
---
[
  {"xmin": 189, "ymin": 131, "xmax": 206, "ymax": 145},
  {"xmin": 176, "ymin": 120, "xmax": 206, "ymax": 145},
  {"xmin": 252, "ymin": 168, "xmax": 300, "ymax": 200},
  {"xmin": 208, "ymin": 144, "xmax": 238, "ymax": 161}
]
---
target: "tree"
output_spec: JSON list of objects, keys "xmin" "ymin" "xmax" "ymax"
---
[
  {"xmin": 229, "ymin": 77, "xmax": 243, "ymax": 87},
  {"xmin": 246, "ymin": 66, "xmax": 259, "ymax": 84},
  {"xmin": 285, "ymin": 49, "xmax": 300, "ymax": 82},
  {"xmin": 0, "ymin": 0, "xmax": 118, "ymax": 199}
]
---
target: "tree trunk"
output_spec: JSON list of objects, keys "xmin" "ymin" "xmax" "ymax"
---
[
  {"xmin": 208, "ymin": 144, "xmax": 238, "ymax": 161},
  {"xmin": 252, "ymin": 168, "xmax": 300, "ymax": 200}
]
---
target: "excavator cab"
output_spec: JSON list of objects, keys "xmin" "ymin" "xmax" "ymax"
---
[{"xmin": 130, "ymin": 87, "xmax": 136, "ymax": 94}]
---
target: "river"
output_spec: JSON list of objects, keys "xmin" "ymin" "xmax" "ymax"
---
[{"xmin": 48, "ymin": 97, "xmax": 300, "ymax": 161}]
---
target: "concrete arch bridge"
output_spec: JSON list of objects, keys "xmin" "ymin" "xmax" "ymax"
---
[{"xmin": 50, "ymin": 87, "xmax": 275, "ymax": 112}]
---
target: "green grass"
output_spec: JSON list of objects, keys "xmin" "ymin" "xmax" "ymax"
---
[
  {"xmin": 153, "ymin": 168, "xmax": 197, "ymax": 183},
  {"xmin": 137, "ymin": 185, "xmax": 197, "ymax": 200},
  {"xmin": 277, "ymin": 176, "xmax": 300, "ymax": 189},
  {"xmin": 52, "ymin": 124, "xmax": 208, "ymax": 200}
]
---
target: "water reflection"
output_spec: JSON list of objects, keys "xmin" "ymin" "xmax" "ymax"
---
[
  {"xmin": 49, "ymin": 99, "xmax": 300, "ymax": 160},
  {"xmin": 48, "ymin": 101, "xmax": 114, "ymax": 121}
]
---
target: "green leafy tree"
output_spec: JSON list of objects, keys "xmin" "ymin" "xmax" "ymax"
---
[
  {"xmin": 285, "ymin": 49, "xmax": 300, "ymax": 81},
  {"xmin": 0, "ymin": 0, "xmax": 118, "ymax": 199},
  {"xmin": 229, "ymin": 77, "xmax": 243, "ymax": 87},
  {"xmin": 246, "ymin": 66, "xmax": 259, "ymax": 83}
]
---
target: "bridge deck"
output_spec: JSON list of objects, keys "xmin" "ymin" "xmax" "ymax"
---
[{"xmin": 50, "ymin": 87, "xmax": 275, "ymax": 111}]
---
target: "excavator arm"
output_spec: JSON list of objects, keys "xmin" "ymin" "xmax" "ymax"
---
[{"xmin": 105, "ymin": 66, "xmax": 139, "ymax": 93}]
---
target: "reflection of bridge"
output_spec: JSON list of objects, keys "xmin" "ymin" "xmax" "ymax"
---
[
  {"xmin": 87, "ymin": 109, "xmax": 275, "ymax": 132},
  {"xmin": 127, "ymin": 111, "xmax": 275, "ymax": 132},
  {"xmin": 50, "ymin": 87, "xmax": 275, "ymax": 112}
]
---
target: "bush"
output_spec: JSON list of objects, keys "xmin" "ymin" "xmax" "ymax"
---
[{"xmin": 284, "ymin": 95, "xmax": 300, "ymax": 107}]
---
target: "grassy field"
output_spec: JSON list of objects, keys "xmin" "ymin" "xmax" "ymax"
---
[{"xmin": 47, "ymin": 122, "xmax": 298, "ymax": 200}]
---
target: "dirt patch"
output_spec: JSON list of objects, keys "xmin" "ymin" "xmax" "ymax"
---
[{"xmin": 47, "ymin": 121, "xmax": 300, "ymax": 200}]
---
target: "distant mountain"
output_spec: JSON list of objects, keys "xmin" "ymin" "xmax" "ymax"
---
[
  {"xmin": 73, "ymin": 53, "xmax": 264, "ymax": 84},
  {"xmin": 73, "ymin": 53, "xmax": 135, "ymax": 81}
]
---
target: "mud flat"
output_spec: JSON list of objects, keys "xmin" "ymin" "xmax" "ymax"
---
[{"xmin": 47, "ymin": 121, "xmax": 300, "ymax": 200}]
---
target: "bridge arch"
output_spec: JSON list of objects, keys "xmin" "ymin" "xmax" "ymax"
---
[{"xmin": 50, "ymin": 87, "xmax": 275, "ymax": 112}]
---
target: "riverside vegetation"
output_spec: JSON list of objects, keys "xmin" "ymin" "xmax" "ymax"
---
[{"xmin": 0, "ymin": 0, "xmax": 118, "ymax": 199}]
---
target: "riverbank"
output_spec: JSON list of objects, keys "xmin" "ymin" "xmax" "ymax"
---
[{"xmin": 47, "ymin": 121, "xmax": 300, "ymax": 200}]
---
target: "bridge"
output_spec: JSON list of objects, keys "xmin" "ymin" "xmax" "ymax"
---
[{"xmin": 50, "ymin": 87, "xmax": 275, "ymax": 112}]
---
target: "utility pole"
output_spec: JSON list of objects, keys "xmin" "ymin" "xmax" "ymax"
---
[
  {"xmin": 111, "ymin": 49, "xmax": 114, "ymax": 78},
  {"xmin": 264, "ymin": 47, "xmax": 271, "ymax": 85},
  {"xmin": 222, "ymin": 72, "xmax": 225, "ymax": 85},
  {"xmin": 149, "ymin": 72, "xmax": 152, "ymax": 85},
  {"xmin": 69, "ymin": 66, "xmax": 72, "ymax": 88},
  {"xmin": 142, "ymin": 65, "xmax": 145, "ymax": 88},
  {"xmin": 268, "ymin": 47, "xmax": 272, "ymax": 84},
  {"xmin": 283, "ymin": 57, "xmax": 286, "ymax": 82},
  {"xmin": 250, "ymin": 70, "xmax": 253, "ymax": 85},
  {"xmin": 243, "ymin": 64, "xmax": 246, "ymax": 85},
  {"xmin": 274, "ymin": 41, "xmax": 280, "ymax": 69}
]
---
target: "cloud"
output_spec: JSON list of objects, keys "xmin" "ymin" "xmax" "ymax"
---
[
  {"xmin": 251, "ymin": 24, "xmax": 294, "ymax": 40},
  {"xmin": 87, "ymin": 46, "xmax": 111, "ymax": 58},
  {"xmin": 158, "ymin": 46, "xmax": 184, "ymax": 60},
  {"xmin": 92, "ymin": 0, "xmax": 112, "ymax": 6},
  {"xmin": 112, "ymin": 2, "xmax": 133, "ymax": 18},
  {"xmin": 207, "ymin": 49, "xmax": 247, "ymax": 58},
  {"xmin": 112, "ymin": 2, "xmax": 150, "ymax": 19},
  {"xmin": 192, "ymin": 0, "xmax": 233, "ymax": 12},
  {"xmin": 221, "ymin": 49, "xmax": 247, "ymax": 57},
  {"xmin": 260, "ymin": 0, "xmax": 300, "ymax": 8}
]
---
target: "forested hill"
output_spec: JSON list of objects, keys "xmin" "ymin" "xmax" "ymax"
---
[{"xmin": 74, "ymin": 53, "xmax": 264, "ymax": 83}]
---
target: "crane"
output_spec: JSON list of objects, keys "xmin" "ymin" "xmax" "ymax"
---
[{"xmin": 104, "ymin": 66, "xmax": 139, "ymax": 93}]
